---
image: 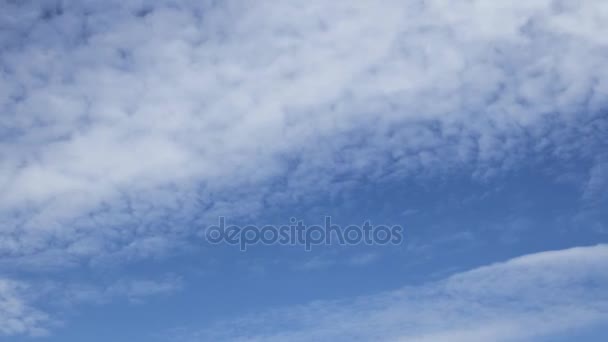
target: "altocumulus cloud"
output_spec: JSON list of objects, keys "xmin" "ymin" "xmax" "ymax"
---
[{"xmin": 0, "ymin": 0, "xmax": 607, "ymax": 336}]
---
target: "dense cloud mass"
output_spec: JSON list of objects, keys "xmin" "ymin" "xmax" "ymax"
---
[
  {"xmin": 0, "ymin": 0, "xmax": 607, "ymax": 337},
  {"xmin": 1, "ymin": 0, "xmax": 607, "ymax": 267}
]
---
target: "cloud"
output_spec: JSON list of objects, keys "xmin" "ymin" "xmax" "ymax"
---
[
  {"xmin": 0, "ymin": 278, "xmax": 50, "ymax": 337},
  {"xmin": 54, "ymin": 274, "xmax": 183, "ymax": 305},
  {"xmin": 0, "ymin": 1, "xmax": 606, "ymax": 337},
  {"xmin": 583, "ymin": 155, "xmax": 608, "ymax": 203},
  {"xmin": 294, "ymin": 252, "xmax": 380, "ymax": 271},
  {"xmin": 0, "ymin": 274, "xmax": 181, "ymax": 337},
  {"xmin": 1, "ymin": 0, "xmax": 606, "ymax": 270},
  {"xmin": 175, "ymin": 244, "xmax": 608, "ymax": 342}
]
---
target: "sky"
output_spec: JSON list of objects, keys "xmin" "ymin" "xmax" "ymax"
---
[{"xmin": 0, "ymin": 0, "xmax": 607, "ymax": 341}]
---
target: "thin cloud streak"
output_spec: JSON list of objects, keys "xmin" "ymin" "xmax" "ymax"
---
[{"xmin": 177, "ymin": 244, "xmax": 608, "ymax": 342}]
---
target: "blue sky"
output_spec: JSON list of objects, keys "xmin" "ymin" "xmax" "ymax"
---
[{"xmin": 1, "ymin": 1, "xmax": 608, "ymax": 341}]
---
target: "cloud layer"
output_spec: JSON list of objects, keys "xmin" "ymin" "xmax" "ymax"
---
[
  {"xmin": 1, "ymin": 0, "xmax": 607, "ymax": 268},
  {"xmin": 1, "ymin": 1, "xmax": 608, "ymax": 337}
]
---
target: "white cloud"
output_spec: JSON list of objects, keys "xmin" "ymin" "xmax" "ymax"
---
[
  {"xmin": 0, "ymin": 278, "xmax": 50, "ymax": 337},
  {"xmin": 0, "ymin": 274, "xmax": 181, "ymax": 337},
  {"xmin": 178, "ymin": 244, "xmax": 608, "ymax": 342},
  {"xmin": 0, "ymin": 0, "xmax": 607, "ymax": 278}
]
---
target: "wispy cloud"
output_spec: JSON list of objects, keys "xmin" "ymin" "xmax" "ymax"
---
[
  {"xmin": 0, "ymin": 278, "xmax": 50, "ymax": 337},
  {"xmin": 174, "ymin": 244, "xmax": 608, "ymax": 342},
  {"xmin": 0, "ymin": 274, "xmax": 181, "ymax": 337}
]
